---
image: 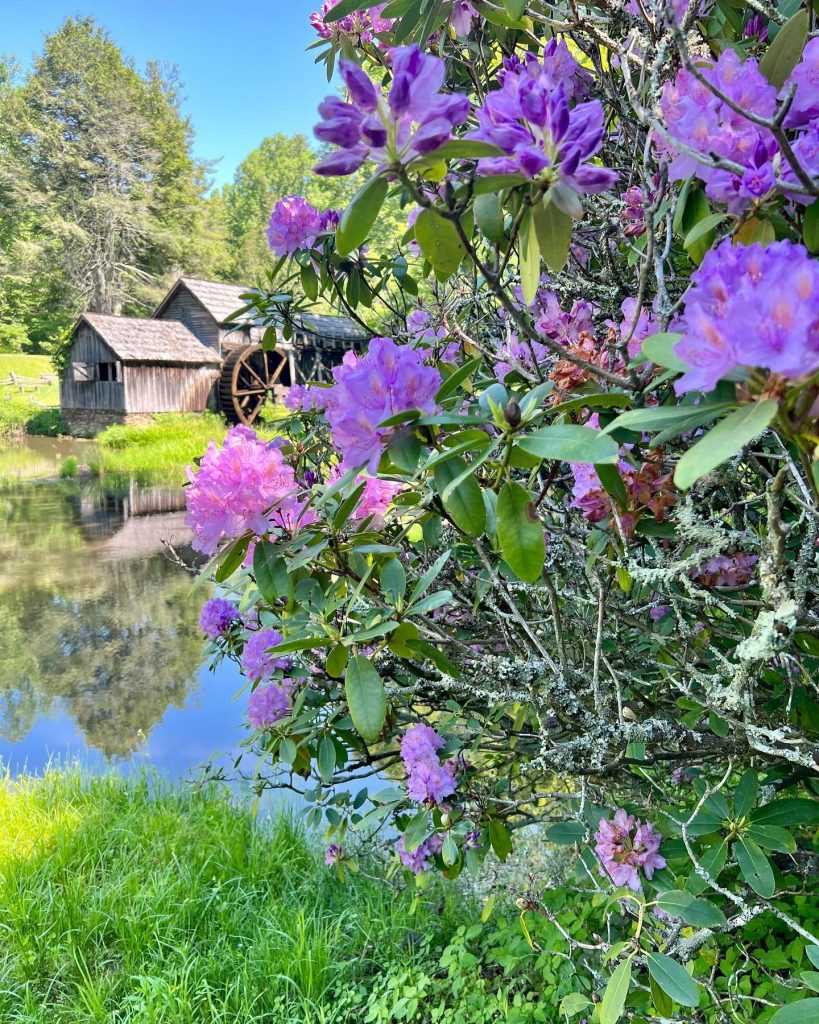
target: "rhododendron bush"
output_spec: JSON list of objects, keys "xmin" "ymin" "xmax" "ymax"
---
[{"xmin": 187, "ymin": 3, "xmax": 819, "ymax": 1021}]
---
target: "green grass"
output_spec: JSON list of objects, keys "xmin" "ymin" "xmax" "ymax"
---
[
  {"xmin": 0, "ymin": 355, "xmax": 62, "ymax": 437},
  {"xmin": 0, "ymin": 768, "xmax": 466, "ymax": 1023}
]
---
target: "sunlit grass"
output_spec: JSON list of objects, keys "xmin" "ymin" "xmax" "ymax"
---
[
  {"xmin": 0, "ymin": 767, "xmax": 463, "ymax": 1022},
  {"xmin": 0, "ymin": 356, "xmax": 61, "ymax": 437}
]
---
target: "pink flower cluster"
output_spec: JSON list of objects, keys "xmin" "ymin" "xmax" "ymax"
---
[
  {"xmin": 695, "ymin": 553, "xmax": 758, "ymax": 588},
  {"xmin": 594, "ymin": 808, "xmax": 666, "ymax": 892},
  {"xmin": 247, "ymin": 679, "xmax": 293, "ymax": 730},
  {"xmin": 185, "ymin": 426, "xmax": 302, "ymax": 555},
  {"xmin": 284, "ymin": 384, "xmax": 329, "ymax": 413},
  {"xmin": 266, "ymin": 195, "xmax": 339, "ymax": 257},
  {"xmin": 396, "ymin": 832, "xmax": 444, "ymax": 874},
  {"xmin": 199, "ymin": 597, "xmax": 239, "ymax": 639},
  {"xmin": 400, "ymin": 724, "xmax": 457, "ymax": 805},
  {"xmin": 241, "ymin": 628, "xmax": 291, "ymax": 682},
  {"xmin": 674, "ymin": 239, "xmax": 819, "ymax": 394},
  {"xmin": 324, "ymin": 337, "xmax": 441, "ymax": 471},
  {"xmin": 309, "ymin": 1, "xmax": 393, "ymax": 44},
  {"xmin": 325, "ymin": 843, "xmax": 343, "ymax": 866}
]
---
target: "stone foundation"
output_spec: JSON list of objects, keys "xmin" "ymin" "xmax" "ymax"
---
[{"xmin": 61, "ymin": 409, "xmax": 157, "ymax": 438}]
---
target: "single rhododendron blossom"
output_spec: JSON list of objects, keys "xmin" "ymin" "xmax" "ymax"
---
[
  {"xmin": 324, "ymin": 336, "xmax": 441, "ymax": 471},
  {"xmin": 184, "ymin": 426, "xmax": 299, "ymax": 555},
  {"xmin": 266, "ymin": 195, "xmax": 339, "ymax": 256},
  {"xmin": 247, "ymin": 679, "xmax": 294, "ymax": 729},
  {"xmin": 674, "ymin": 239, "xmax": 819, "ymax": 393},
  {"xmin": 313, "ymin": 44, "xmax": 470, "ymax": 175},
  {"xmin": 199, "ymin": 597, "xmax": 240, "ymax": 639},
  {"xmin": 594, "ymin": 809, "xmax": 666, "ymax": 891},
  {"xmin": 241, "ymin": 628, "xmax": 291, "ymax": 683}
]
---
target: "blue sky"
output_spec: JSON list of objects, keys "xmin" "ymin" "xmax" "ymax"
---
[{"xmin": 3, "ymin": 0, "xmax": 334, "ymax": 188}]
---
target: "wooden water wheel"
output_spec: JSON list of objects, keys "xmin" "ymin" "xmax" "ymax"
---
[{"xmin": 218, "ymin": 345, "xmax": 288, "ymax": 425}]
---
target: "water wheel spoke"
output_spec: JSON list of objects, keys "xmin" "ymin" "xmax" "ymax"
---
[
  {"xmin": 235, "ymin": 387, "xmax": 267, "ymax": 397},
  {"xmin": 267, "ymin": 359, "xmax": 286, "ymax": 386}
]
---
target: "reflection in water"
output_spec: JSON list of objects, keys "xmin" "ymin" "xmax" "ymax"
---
[{"xmin": 0, "ymin": 479, "xmax": 247, "ymax": 773}]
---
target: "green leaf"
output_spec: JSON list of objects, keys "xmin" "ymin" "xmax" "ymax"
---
[
  {"xmin": 679, "ymin": 186, "xmax": 714, "ymax": 266},
  {"xmin": 326, "ymin": 643, "xmax": 348, "ymax": 679},
  {"xmin": 545, "ymin": 822, "xmax": 585, "ymax": 845},
  {"xmin": 733, "ymin": 770, "xmax": 758, "ymax": 819},
  {"xmin": 323, "ymin": 0, "xmax": 373, "ymax": 19},
  {"xmin": 414, "ymin": 208, "xmax": 466, "ymax": 280},
  {"xmin": 336, "ymin": 175, "xmax": 388, "ymax": 255},
  {"xmin": 808, "ymin": 948, "xmax": 819, "ymax": 970},
  {"xmin": 413, "ymin": 140, "xmax": 505, "ymax": 163},
  {"xmin": 751, "ymin": 797, "xmax": 819, "ymax": 826},
  {"xmin": 559, "ymin": 993, "xmax": 591, "ymax": 1017},
  {"xmin": 686, "ymin": 839, "xmax": 728, "ymax": 895},
  {"xmin": 318, "ymin": 736, "xmax": 336, "ymax": 784},
  {"xmin": 735, "ymin": 836, "xmax": 775, "ymax": 898},
  {"xmin": 403, "ymin": 808, "xmax": 431, "ymax": 853},
  {"xmin": 747, "ymin": 824, "xmax": 797, "ymax": 853},
  {"xmin": 345, "ymin": 656, "xmax": 387, "ymax": 744},
  {"xmin": 519, "ymin": 213, "xmax": 541, "ymax": 306},
  {"xmin": 684, "ymin": 212, "xmax": 727, "ymax": 251},
  {"xmin": 441, "ymin": 834, "xmax": 459, "ymax": 866},
  {"xmin": 474, "ymin": 194, "xmax": 506, "ymax": 244},
  {"xmin": 435, "ymin": 357, "xmax": 483, "ymax": 402},
  {"xmin": 600, "ymin": 957, "xmax": 632, "ymax": 1024},
  {"xmin": 532, "ymin": 195, "xmax": 573, "ymax": 273},
  {"xmin": 405, "ymin": 637, "xmax": 461, "ymax": 677},
  {"xmin": 497, "ymin": 481, "xmax": 545, "ymax": 584},
  {"xmin": 646, "ymin": 953, "xmax": 700, "ymax": 1008},
  {"xmin": 674, "ymin": 400, "xmax": 778, "ymax": 490},
  {"xmin": 770, "ymin": 999, "xmax": 819, "ymax": 1024},
  {"xmin": 488, "ymin": 819, "xmax": 513, "ymax": 861},
  {"xmin": 408, "ymin": 551, "xmax": 450, "ymax": 605},
  {"xmin": 650, "ymin": 976, "xmax": 673, "ymax": 1018},
  {"xmin": 640, "ymin": 332, "xmax": 688, "ymax": 373},
  {"xmin": 604, "ymin": 402, "xmax": 734, "ymax": 435},
  {"xmin": 516, "ymin": 424, "xmax": 619, "ymax": 464},
  {"xmin": 759, "ymin": 9, "xmax": 809, "ymax": 89},
  {"xmin": 253, "ymin": 540, "xmax": 293, "ymax": 604},
  {"xmin": 503, "ymin": 0, "xmax": 526, "ymax": 18},
  {"xmin": 388, "ymin": 427, "xmax": 422, "ymax": 472},
  {"xmin": 802, "ymin": 973, "xmax": 819, "ymax": 993},
  {"xmin": 434, "ymin": 456, "xmax": 486, "ymax": 537},
  {"xmin": 381, "ymin": 558, "xmax": 407, "ymax": 604},
  {"xmin": 214, "ymin": 534, "xmax": 251, "ymax": 583},
  {"xmin": 804, "ymin": 202, "xmax": 819, "ymax": 253},
  {"xmin": 656, "ymin": 890, "xmax": 727, "ymax": 928}
]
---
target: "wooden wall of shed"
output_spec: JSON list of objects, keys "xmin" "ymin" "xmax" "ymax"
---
[
  {"xmin": 60, "ymin": 325, "xmax": 126, "ymax": 411},
  {"xmin": 156, "ymin": 286, "xmax": 221, "ymax": 352},
  {"xmin": 123, "ymin": 364, "xmax": 217, "ymax": 413}
]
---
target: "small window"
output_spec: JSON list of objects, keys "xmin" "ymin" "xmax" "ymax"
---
[
  {"xmin": 98, "ymin": 362, "xmax": 120, "ymax": 382},
  {"xmin": 72, "ymin": 362, "xmax": 93, "ymax": 383}
]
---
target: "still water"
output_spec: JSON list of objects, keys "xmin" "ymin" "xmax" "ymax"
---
[{"xmin": 0, "ymin": 463, "xmax": 249, "ymax": 780}]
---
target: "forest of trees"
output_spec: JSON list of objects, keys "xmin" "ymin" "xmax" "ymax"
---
[{"xmin": 0, "ymin": 17, "xmax": 402, "ymax": 355}]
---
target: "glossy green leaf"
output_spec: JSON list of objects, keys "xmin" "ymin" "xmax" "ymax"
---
[
  {"xmin": 388, "ymin": 427, "xmax": 422, "ymax": 472},
  {"xmin": 253, "ymin": 540, "xmax": 293, "ymax": 604},
  {"xmin": 640, "ymin": 332, "xmax": 688, "ymax": 373},
  {"xmin": 519, "ymin": 213, "xmax": 541, "ymax": 306},
  {"xmin": 318, "ymin": 736, "xmax": 336, "ymax": 784},
  {"xmin": 533, "ymin": 195, "xmax": 573, "ymax": 273},
  {"xmin": 647, "ymin": 953, "xmax": 700, "ymax": 1008},
  {"xmin": 503, "ymin": 0, "xmax": 526, "ymax": 18},
  {"xmin": 326, "ymin": 643, "xmax": 349, "ymax": 679},
  {"xmin": 497, "ymin": 481, "xmax": 545, "ymax": 584},
  {"xmin": 381, "ymin": 558, "xmax": 407, "ymax": 604},
  {"xmin": 805, "ymin": 202, "xmax": 819, "ymax": 253},
  {"xmin": 750, "ymin": 797, "xmax": 819, "ymax": 826},
  {"xmin": 656, "ymin": 890, "xmax": 727, "ymax": 928},
  {"xmin": 403, "ymin": 808, "xmax": 431, "ymax": 853},
  {"xmin": 545, "ymin": 822, "xmax": 585, "ymax": 845},
  {"xmin": 679, "ymin": 186, "xmax": 714, "ymax": 266},
  {"xmin": 414, "ymin": 208, "xmax": 465, "ymax": 280},
  {"xmin": 733, "ymin": 770, "xmax": 758, "ymax": 819},
  {"xmin": 748, "ymin": 824, "xmax": 797, "ymax": 853},
  {"xmin": 489, "ymin": 819, "xmax": 513, "ymax": 861},
  {"xmin": 336, "ymin": 174, "xmax": 388, "ymax": 255},
  {"xmin": 214, "ymin": 534, "xmax": 251, "ymax": 583},
  {"xmin": 770, "ymin": 999, "xmax": 819, "ymax": 1024},
  {"xmin": 686, "ymin": 839, "xmax": 728, "ymax": 895},
  {"xmin": 435, "ymin": 357, "xmax": 483, "ymax": 402},
  {"xmin": 414, "ymin": 139, "xmax": 505, "ymax": 163},
  {"xmin": 684, "ymin": 212, "xmax": 727, "ymax": 250},
  {"xmin": 600, "ymin": 957, "xmax": 632, "ymax": 1024},
  {"xmin": 434, "ymin": 456, "xmax": 486, "ymax": 537},
  {"xmin": 808, "ymin": 947, "xmax": 819, "ymax": 969},
  {"xmin": 345, "ymin": 656, "xmax": 387, "ymax": 744},
  {"xmin": 735, "ymin": 836, "xmax": 775, "ymax": 898},
  {"xmin": 474, "ymin": 193, "xmax": 506, "ymax": 244},
  {"xmin": 674, "ymin": 400, "xmax": 778, "ymax": 490},
  {"xmin": 516, "ymin": 424, "xmax": 619, "ymax": 464},
  {"xmin": 759, "ymin": 9, "xmax": 809, "ymax": 89},
  {"xmin": 441, "ymin": 834, "xmax": 459, "ymax": 866},
  {"xmin": 650, "ymin": 976, "xmax": 673, "ymax": 1018},
  {"xmin": 604, "ymin": 402, "xmax": 734, "ymax": 435},
  {"xmin": 559, "ymin": 993, "xmax": 591, "ymax": 1017}
]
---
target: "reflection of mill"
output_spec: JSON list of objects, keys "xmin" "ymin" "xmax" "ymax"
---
[{"xmin": 73, "ymin": 481, "xmax": 197, "ymax": 562}]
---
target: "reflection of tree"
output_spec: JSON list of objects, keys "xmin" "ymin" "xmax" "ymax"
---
[{"xmin": 0, "ymin": 484, "xmax": 205, "ymax": 757}]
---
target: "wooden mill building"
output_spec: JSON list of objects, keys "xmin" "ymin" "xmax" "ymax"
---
[{"xmin": 60, "ymin": 277, "xmax": 368, "ymax": 435}]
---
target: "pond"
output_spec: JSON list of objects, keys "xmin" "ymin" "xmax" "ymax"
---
[{"xmin": 0, "ymin": 461, "xmax": 250, "ymax": 781}]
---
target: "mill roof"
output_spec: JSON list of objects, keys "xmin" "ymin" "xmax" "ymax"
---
[{"xmin": 78, "ymin": 314, "xmax": 222, "ymax": 364}]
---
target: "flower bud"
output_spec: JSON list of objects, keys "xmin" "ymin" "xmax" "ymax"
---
[{"xmin": 504, "ymin": 400, "xmax": 522, "ymax": 429}]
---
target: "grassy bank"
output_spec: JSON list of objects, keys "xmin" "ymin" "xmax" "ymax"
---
[
  {"xmin": 0, "ymin": 769, "xmax": 469, "ymax": 1023},
  {"xmin": 0, "ymin": 355, "xmax": 65, "ymax": 437}
]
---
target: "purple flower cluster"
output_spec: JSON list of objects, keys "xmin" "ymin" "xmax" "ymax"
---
[
  {"xmin": 241, "ymin": 628, "xmax": 291, "ymax": 682},
  {"xmin": 396, "ymin": 832, "xmax": 444, "ymax": 874},
  {"xmin": 185, "ymin": 426, "xmax": 299, "ymax": 555},
  {"xmin": 784, "ymin": 38, "xmax": 819, "ymax": 129},
  {"xmin": 310, "ymin": 1, "xmax": 393, "ymax": 45},
  {"xmin": 324, "ymin": 337, "xmax": 441, "ymax": 471},
  {"xmin": 400, "ymin": 724, "xmax": 457, "ymax": 805},
  {"xmin": 266, "ymin": 195, "xmax": 339, "ymax": 257},
  {"xmin": 199, "ymin": 597, "xmax": 240, "ymax": 639},
  {"xmin": 594, "ymin": 808, "xmax": 666, "ymax": 892},
  {"xmin": 284, "ymin": 384, "xmax": 329, "ymax": 413},
  {"xmin": 314, "ymin": 44, "xmax": 470, "ymax": 175},
  {"xmin": 247, "ymin": 679, "xmax": 293, "ymax": 730},
  {"xmin": 695, "ymin": 553, "xmax": 758, "ymax": 588},
  {"xmin": 674, "ymin": 239, "xmax": 819, "ymax": 394},
  {"xmin": 659, "ymin": 51, "xmax": 786, "ymax": 214},
  {"xmin": 325, "ymin": 843, "xmax": 343, "ymax": 866},
  {"xmin": 467, "ymin": 41, "xmax": 615, "ymax": 207}
]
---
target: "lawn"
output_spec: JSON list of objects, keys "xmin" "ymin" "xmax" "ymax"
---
[
  {"xmin": 0, "ymin": 769, "xmax": 470, "ymax": 1023},
  {"xmin": 0, "ymin": 354, "xmax": 64, "ymax": 437}
]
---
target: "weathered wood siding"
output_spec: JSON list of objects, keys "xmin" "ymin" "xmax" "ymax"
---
[
  {"xmin": 60, "ymin": 325, "xmax": 126, "ymax": 411},
  {"xmin": 156, "ymin": 285, "xmax": 221, "ymax": 352},
  {"xmin": 123, "ymin": 364, "xmax": 218, "ymax": 413}
]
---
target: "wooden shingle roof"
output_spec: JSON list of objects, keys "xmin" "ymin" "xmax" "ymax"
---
[
  {"xmin": 176, "ymin": 278, "xmax": 254, "ymax": 324},
  {"xmin": 297, "ymin": 312, "xmax": 369, "ymax": 344},
  {"xmin": 80, "ymin": 314, "xmax": 222, "ymax": 364}
]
